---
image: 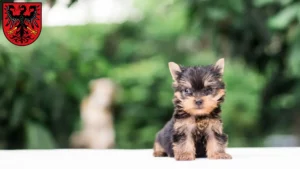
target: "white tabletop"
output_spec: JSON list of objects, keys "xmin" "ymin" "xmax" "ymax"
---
[{"xmin": 0, "ymin": 148, "xmax": 299, "ymax": 169}]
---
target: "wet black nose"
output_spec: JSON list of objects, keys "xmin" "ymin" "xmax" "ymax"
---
[{"xmin": 195, "ymin": 99, "xmax": 203, "ymax": 106}]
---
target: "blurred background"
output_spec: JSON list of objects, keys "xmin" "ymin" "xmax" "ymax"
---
[{"xmin": 0, "ymin": 0, "xmax": 300, "ymax": 149}]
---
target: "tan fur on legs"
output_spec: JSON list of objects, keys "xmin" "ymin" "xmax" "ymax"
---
[
  {"xmin": 173, "ymin": 135, "xmax": 196, "ymax": 161},
  {"xmin": 173, "ymin": 118, "xmax": 196, "ymax": 161},
  {"xmin": 153, "ymin": 141, "xmax": 167, "ymax": 157},
  {"xmin": 206, "ymin": 120, "xmax": 232, "ymax": 159}
]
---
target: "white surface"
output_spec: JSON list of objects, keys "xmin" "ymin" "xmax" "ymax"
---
[{"xmin": 0, "ymin": 148, "xmax": 299, "ymax": 169}]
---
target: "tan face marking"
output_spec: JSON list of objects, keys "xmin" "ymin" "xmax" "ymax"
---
[{"xmin": 178, "ymin": 89, "xmax": 225, "ymax": 116}]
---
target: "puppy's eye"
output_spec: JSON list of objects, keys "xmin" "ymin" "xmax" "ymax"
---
[{"xmin": 184, "ymin": 88, "xmax": 192, "ymax": 95}]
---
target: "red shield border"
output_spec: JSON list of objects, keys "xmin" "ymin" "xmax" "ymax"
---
[{"xmin": 2, "ymin": 2, "xmax": 42, "ymax": 46}]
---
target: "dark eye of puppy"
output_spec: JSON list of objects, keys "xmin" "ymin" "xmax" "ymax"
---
[
  {"xmin": 183, "ymin": 88, "xmax": 192, "ymax": 96},
  {"xmin": 203, "ymin": 87, "xmax": 213, "ymax": 95}
]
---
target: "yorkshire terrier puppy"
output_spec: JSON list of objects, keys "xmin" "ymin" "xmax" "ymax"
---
[{"xmin": 153, "ymin": 58, "xmax": 232, "ymax": 160}]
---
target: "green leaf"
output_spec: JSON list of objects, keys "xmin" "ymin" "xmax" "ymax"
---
[
  {"xmin": 268, "ymin": 4, "xmax": 300, "ymax": 30},
  {"xmin": 44, "ymin": 71, "xmax": 57, "ymax": 84},
  {"xmin": 207, "ymin": 7, "xmax": 228, "ymax": 21},
  {"xmin": 9, "ymin": 97, "xmax": 25, "ymax": 129},
  {"xmin": 229, "ymin": 0, "xmax": 244, "ymax": 13},
  {"xmin": 254, "ymin": 0, "xmax": 292, "ymax": 7},
  {"xmin": 288, "ymin": 38, "xmax": 300, "ymax": 76},
  {"xmin": 26, "ymin": 121, "xmax": 56, "ymax": 149},
  {"xmin": 254, "ymin": 0, "xmax": 275, "ymax": 7},
  {"xmin": 280, "ymin": 0, "xmax": 293, "ymax": 6}
]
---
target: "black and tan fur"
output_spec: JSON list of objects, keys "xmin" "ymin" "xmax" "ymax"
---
[{"xmin": 153, "ymin": 58, "xmax": 232, "ymax": 160}]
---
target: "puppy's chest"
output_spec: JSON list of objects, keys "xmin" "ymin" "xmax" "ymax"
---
[{"xmin": 193, "ymin": 117, "xmax": 210, "ymax": 136}]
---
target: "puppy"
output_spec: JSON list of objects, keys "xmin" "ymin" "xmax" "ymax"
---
[
  {"xmin": 153, "ymin": 58, "xmax": 232, "ymax": 160},
  {"xmin": 70, "ymin": 78, "xmax": 116, "ymax": 149}
]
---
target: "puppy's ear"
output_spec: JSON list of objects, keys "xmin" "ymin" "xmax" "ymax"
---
[
  {"xmin": 214, "ymin": 58, "xmax": 225, "ymax": 75},
  {"xmin": 168, "ymin": 62, "xmax": 182, "ymax": 81}
]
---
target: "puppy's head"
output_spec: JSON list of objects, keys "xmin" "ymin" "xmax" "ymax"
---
[{"xmin": 169, "ymin": 58, "xmax": 226, "ymax": 116}]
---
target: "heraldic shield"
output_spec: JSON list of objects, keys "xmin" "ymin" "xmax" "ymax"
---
[{"xmin": 2, "ymin": 2, "xmax": 42, "ymax": 46}]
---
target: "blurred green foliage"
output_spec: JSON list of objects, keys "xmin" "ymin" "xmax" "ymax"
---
[
  {"xmin": 0, "ymin": 0, "xmax": 300, "ymax": 149},
  {"xmin": 185, "ymin": 0, "xmax": 300, "ymax": 138}
]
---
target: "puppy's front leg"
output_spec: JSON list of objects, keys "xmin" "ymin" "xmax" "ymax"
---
[
  {"xmin": 206, "ymin": 120, "xmax": 232, "ymax": 160},
  {"xmin": 172, "ymin": 119, "xmax": 196, "ymax": 161}
]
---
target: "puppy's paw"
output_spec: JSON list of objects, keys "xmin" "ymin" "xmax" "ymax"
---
[
  {"xmin": 153, "ymin": 151, "xmax": 167, "ymax": 157},
  {"xmin": 175, "ymin": 152, "xmax": 195, "ymax": 161},
  {"xmin": 208, "ymin": 153, "xmax": 232, "ymax": 160}
]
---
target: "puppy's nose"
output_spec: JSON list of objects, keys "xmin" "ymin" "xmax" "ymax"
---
[{"xmin": 195, "ymin": 99, "xmax": 203, "ymax": 106}]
